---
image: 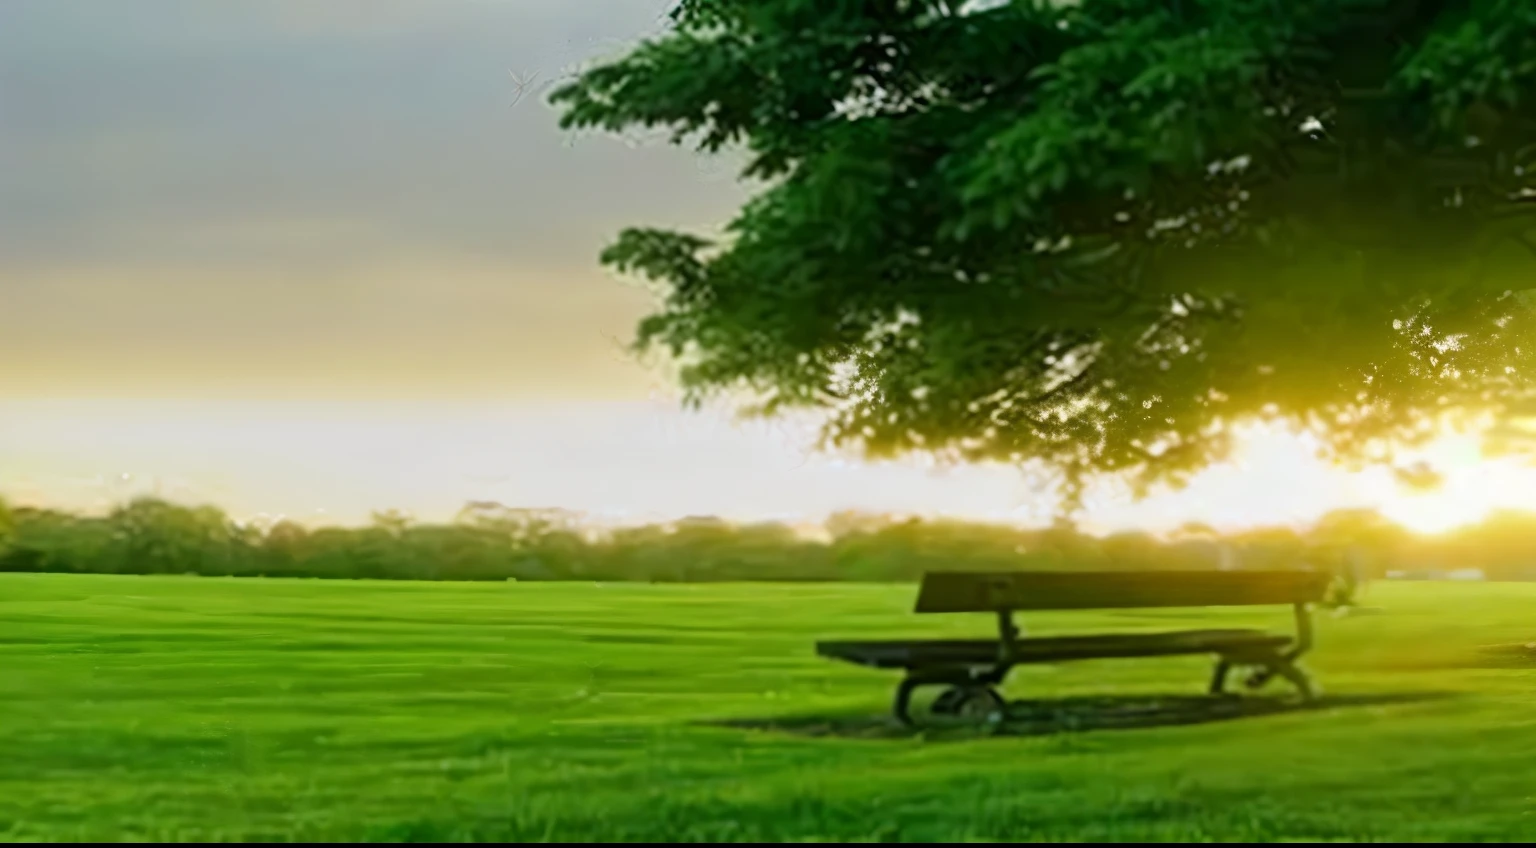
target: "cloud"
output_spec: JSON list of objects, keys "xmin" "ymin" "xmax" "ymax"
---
[
  {"xmin": 0, "ymin": 258, "xmax": 664, "ymax": 400},
  {"xmin": 1, "ymin": 0, "xmax": 744, "ymax": 270},
  {"xmin": 0, "ymin": 0, "xmax": 747, "ymax": 403}
]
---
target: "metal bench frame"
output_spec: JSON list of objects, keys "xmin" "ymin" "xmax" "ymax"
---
[{"xmin": 816, "ymin": 569, "xmax": 1330, "ymax": 726}]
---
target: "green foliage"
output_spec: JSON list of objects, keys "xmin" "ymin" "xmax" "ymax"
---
[
  {"xmin": 0, "ymin": 496, "xmax": 13, "ymax": 552},
  {"xmin": 553, "ymin": 0, "xmax": 1536, "ymax": 500},
  {"xmin": 1, "ymin": 496, "xmax": 1532, "ymax": 583}
]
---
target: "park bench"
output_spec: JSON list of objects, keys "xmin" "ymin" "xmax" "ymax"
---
[{"xmin": 816, "ymin": 569, "xmax": 1331, "ymax": 726}]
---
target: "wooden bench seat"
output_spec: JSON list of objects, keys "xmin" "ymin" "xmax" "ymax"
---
[
  {"xmin": 814, "ymin": 569, "xmax": 1332, "ymax": 726},
  {"xmin": 818, "ymin": 629, "xmax": 1292, "ymax": 669}
]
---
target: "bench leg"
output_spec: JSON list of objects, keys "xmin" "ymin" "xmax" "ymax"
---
[
  {"xmin": 893, "ymin": 677, "xmax": 921, "ymax": 726},
  {"xmin": 893, "ymin": 668, "xmax": 1011, "ymax": 727},
  {"xmin": 1271, "ymin": 660, "xmax": 1319, "ymax": 702},
  {"xmin": 1240, "ymin": 650, "xmax": 1318, "ymax": 702},
  {"xmin": 1209, "ymin": 659, "xmax": 1232, "ymax": 695}
]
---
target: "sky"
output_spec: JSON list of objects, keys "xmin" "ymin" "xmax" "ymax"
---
[{"xmin": 4, "ymin": 0, "xmax": 1535, "ymax": 535}]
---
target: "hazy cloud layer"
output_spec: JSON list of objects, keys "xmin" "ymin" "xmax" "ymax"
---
[{"xmin": 1, "ymin": 0, "xmax": 744, "ymax": 399}]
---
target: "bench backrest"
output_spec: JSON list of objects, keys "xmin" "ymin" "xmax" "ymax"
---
[{"xmin": 914, "ymin": 569, "xmax": 1331, "ymax": 614}]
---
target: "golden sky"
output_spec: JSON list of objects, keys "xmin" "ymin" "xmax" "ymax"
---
[{"xmin": 4, "ymin": 0, "xmax": 1535, "ymax": 534}]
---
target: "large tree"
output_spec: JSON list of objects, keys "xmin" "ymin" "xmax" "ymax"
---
[{"xmin": 552, "ymin": 0, "xmax": 1536, "ymax": 502}]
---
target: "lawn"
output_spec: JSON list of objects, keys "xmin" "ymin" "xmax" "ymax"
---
[{"xmin": 2, "ymin": 573, "xmax": 1535, "ymax": 842}]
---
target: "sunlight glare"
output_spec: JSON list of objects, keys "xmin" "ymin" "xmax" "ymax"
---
[
  {"xmin": 7, "ymin": 400, "xmax": 1536, "ymax": 536},
  {"xmin": 1350, "ymin": 433, "xmax": 1536, "ymax": 535}
]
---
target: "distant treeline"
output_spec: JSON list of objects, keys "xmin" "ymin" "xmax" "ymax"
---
[{"xmin": 1, "ymin": 496, "xmax": 1533, "ymax": 584}]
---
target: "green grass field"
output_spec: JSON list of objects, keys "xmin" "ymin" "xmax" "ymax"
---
[{"xmin": 4, "ymin": 574, "xmax": 1536, "ymax": 842}]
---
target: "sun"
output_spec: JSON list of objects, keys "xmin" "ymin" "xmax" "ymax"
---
[
  {"xmin": 1347, "ymin": 432, "xmax": 1536, "ymax": 536},
  {"xmin": 1091, "ymin": 420, "xmax": 1536, "ymax": 538}
]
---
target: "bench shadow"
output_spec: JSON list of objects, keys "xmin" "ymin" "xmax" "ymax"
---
[{"xmin": 704, "ymin": 691, "xmax": 1451, "ymax": 742}]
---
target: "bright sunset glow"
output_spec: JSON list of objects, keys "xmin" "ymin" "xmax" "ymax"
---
[{"xmin": 5, "ymin": 399, "xmax": 1535, "ymax": 537}]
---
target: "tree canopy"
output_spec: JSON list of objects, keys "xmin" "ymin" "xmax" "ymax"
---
[{"xmin": 552, "ymin": 0, "xmax": 1536, "ymax": 502}]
